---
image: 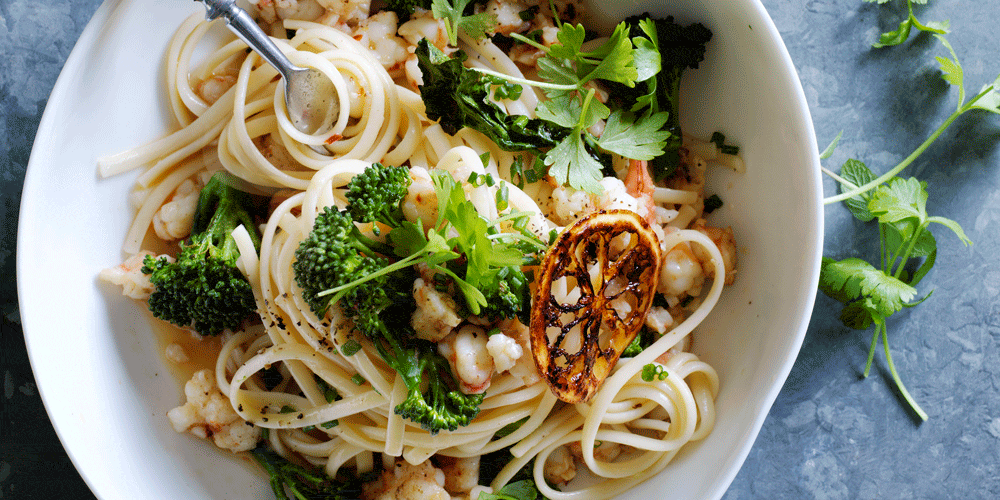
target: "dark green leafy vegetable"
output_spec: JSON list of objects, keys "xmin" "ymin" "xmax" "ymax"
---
[
  {"xmin": 381, "ymin": 0, "xmax": 432, "ymax": 21},
  {"xmin": 416, "ymin": 39, "xmax": 568, "ymax": 151},
  {"xmin": 703, "ymin": 194, "xmax": 723, "ymax": 214}
]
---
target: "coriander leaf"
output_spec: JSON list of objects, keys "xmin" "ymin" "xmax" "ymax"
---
[
  {"xmin": 819, "ymin": 257, "xmax": 917, "ymax": 318},
  {"xmin": 578, "ymin": 91, "xmax": 610, "ymax": 130},
  {"xmin": 632, "ymin": 36, "xmax": 661, "ymax": 82},
  {"xmin": 921, "ymin": 19, "xmax": 950, "ymax": 33},
  {"xmin": 459, "ymin": 12, "xmax": 496, "ymax": 41},
  {"xmin": 909, "ymin": 248, "xmax": 937, "ymax": 286},
  {"xmin": 884, "ymin": 220, "xmax": 936, "ymax": 258},
  {"xmin": 969, "ymin": 76, "xmax": 1000, "ymax": 114},
  {"xmin": 535, "ymin": 57, "xmax": 579, "ymax": 88},
  {"xmin": 608, "ymin": 14, "xmax": 712, "ymax": 180},
  {"xmin": 547, "ymin": 23, "xmax": 587, "ymax": 61},
  {"xmin": 839, "ymin": 159, "xmax": 876, "ymax": 222},
  {"xmin": 540, "ymin": 22, "xmax": 638, "ymax": 88},
  {"xmin": 932, "ymin": 34, "xmax": 967, "ymax": 106},
  {"xmin": 596, "ymin": 110, "xmax": 670, "ymax": 160},
  {"xmin": 535, "ymin": 91, "xmax": 581, "ymax": 128},
  {"xmin": 582, "ymin": 23, "xmax": 638, "ymax": 85},
  {"xmin": 545, "ymin": 133, "xmax": 604, "ymax": 193},
  {"xmin": 872, "ymin": 2, "xmax": 948, "ymax": 48},
  {"xmin": 935, "ymin": 54, "xmax": 963, "ymax": 88},
  {"xmin": 868, "ymin": 177, "xmax": 927, "ymax": 225},
  {"xmin": 629, "ymin": 18, "xmax": 662, "ymax": 112}
]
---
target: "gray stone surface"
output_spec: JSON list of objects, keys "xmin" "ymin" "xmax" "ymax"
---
[{"xmin": 2, "ymin": 0, "xmax": 998, "ymax": 498}]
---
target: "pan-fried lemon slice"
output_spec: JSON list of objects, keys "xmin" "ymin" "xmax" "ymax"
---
[{"xmin": 530, "ymin": 210, "xmax": 662, "ymax": 403}]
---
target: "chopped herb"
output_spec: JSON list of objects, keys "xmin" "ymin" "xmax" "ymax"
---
[
  {"xmin": 703, "ymin": 194, "xmax": 723, "ymax": 214},
  {"xmin": 640, "ymin": 363, "xmax": 668, "ymax": 382},
  {"xmin": 518, "ymin": 5, "xmax": 539, "ymax": 22},
  {"xmin": 341, "ymin": 339, "xmax": 362, "ymax": 356}
]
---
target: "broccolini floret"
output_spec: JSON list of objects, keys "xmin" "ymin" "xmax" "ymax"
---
[
  {"xmin": 377, "ymin": 333, "xmax": 485, "ymax": 434},
  {"xmin": 344, "ymin": 162, "xmax": 411, "ymax": 230},
  {"xmin": 291, "ymin": 206, "xmax": 395, "ymax": 318},
  {"xmin": 251, "ymin": 444, "xmax": 361, "ymax": 500},
  {"xmin": 474, "ymin": 265, "xmax": 531, "ymax": 323},
  {"xmin": 292, "ymin": 166, "xmax": 485, "ymax": 434},
  {"xmin": 142, "ymin": 172, "xmax": 262, "ymax": 336},
  {"xmin": 293, "ymin": 205, "xmax": 483, "ymax": 433}
]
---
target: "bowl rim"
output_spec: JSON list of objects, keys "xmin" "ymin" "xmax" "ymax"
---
[{"xmin": 17, "ymin": 0, "xmax": 824, "ymax": 498}]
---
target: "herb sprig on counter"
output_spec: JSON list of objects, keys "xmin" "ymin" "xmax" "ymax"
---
[
  {"xmin": 819, "ymin": 13, "xmax": 1000, "ymax": 420},
  {"xmin": 864, "ymin": 0, "xmax": 950, "ymax": 48}
]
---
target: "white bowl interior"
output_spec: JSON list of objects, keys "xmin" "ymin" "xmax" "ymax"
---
[{"xmin": 18, "ymin": 0, "xmax": 822, "ymax": 498}]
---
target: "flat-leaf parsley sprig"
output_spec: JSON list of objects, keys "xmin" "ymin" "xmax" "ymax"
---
[
  {"xmin": 475, "ymin": 20, "xmax": 670, "ymax": 192},
  {"xmin": 819, "ymin": 29, "xmax": 999, "ymax": 420}
]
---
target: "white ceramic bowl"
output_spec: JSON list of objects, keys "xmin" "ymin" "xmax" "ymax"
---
[{"xmin": 18, "ymin": 0, "xmax": 822, "ymax": 498}]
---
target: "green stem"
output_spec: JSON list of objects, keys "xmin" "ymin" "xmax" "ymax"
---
[
  {"xmin": 471, "ymin": 67, "xmax": 578, "ymax": 91},
  {"xmin": 318, "ymin": 249, "xmax": 432, "ymax": 301},
  {"xmin": 882, "ymin": 326, "xmax": 929, "ymax": 421},
  {"xmin": 824, "ymin": 86, "xmax": 994, "ymax": 205},
  {"xmin": 823, "ymin": 109, "xmax": 961, "ymax": 205},
  {"xmin": 863, "ymin": 324, "xmax": 879, "ymax": 378},
  {"xmin": 892, "ymin": 221, "xmax": 931, "ymax": 280},
  {"xmin": 879, "ymin": 223, "xmax": 889, "ymax": 273},
  {"xmin": 820, "ymin": 166, "xmax": 854, "ymax": 187}
]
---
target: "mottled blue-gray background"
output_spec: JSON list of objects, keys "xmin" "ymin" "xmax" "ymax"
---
[{"xmin": 3, "ymin": 0, "xmax": 999, "ymax": 498}]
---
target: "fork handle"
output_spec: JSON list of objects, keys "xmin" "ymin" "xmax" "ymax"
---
[{"xmin": 193, "ymin": 0, "xmax": 297, "ymax": 79}]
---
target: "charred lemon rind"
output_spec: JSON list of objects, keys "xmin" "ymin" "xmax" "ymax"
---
[{"xmin": 530, "ymin": 209, "xmax": 663, "ymax": 403}]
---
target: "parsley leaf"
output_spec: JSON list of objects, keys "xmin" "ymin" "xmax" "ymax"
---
[
  {"xmin": 545, "ymin": 131, "xmax": 604, "ymax": 193},
  {"xmin": 431, "ymin": 0, "xmax": 497, "ymax": 46},
  {"xmin": 969, "ymin": 75, "xmax": 1000, "ymax": 115},
  {"xmin": 869, "ymin": 177, "xmax": 927, "ymax": 224},
  {"xmin": 818, "ymin": 3, "xmax": 997, "ymax": 422},
  {"xmin": 422, "ymin": 170, "xmax": 539, "ymax": 318},
  {"xmin": 596, "ymin": 110, "xmax": 671, "ymax": 160}
]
